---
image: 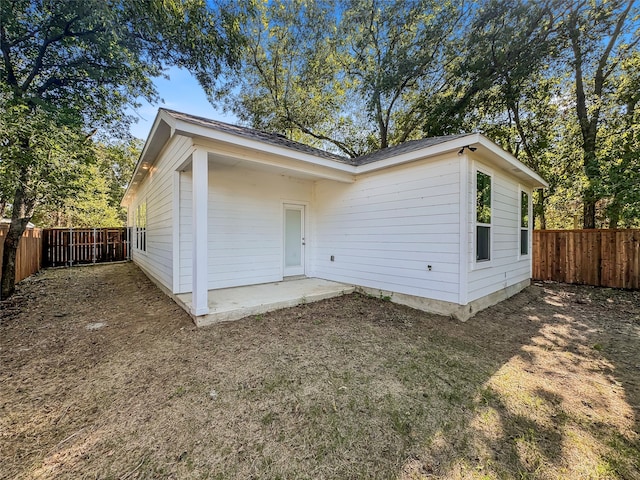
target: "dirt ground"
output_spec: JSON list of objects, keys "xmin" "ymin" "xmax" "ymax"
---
[{"xmin": 1, "ymin": 263, "xmax": 639, "ymax": 480}]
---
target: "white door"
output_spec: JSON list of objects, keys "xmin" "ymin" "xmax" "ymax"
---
[{"xmin": 283, "ymin": 204, "xmax": 305, "ymax": 276}]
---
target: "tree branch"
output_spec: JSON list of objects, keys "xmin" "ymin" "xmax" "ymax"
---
[
  {"xmin": 594, "ymin": 0, "xmax": 634, "ymax": 91},
  {"xmin": 568, "ymin": 9, "xmax": 590, "ymax": 140},
  {"xmin": 21, "ymin": 16, "xmax": 104, "ymax": 93},
  {"xmin": 0, "ymin": 23, "xmax": 18, "ymax": 87},
  {"xmin": 288, "ymin": 115, "xmax": 358, "ymax": 158}
]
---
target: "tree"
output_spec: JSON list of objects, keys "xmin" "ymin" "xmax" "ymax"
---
[
  {"xmin": 218, "ymin": 0, "xmax": 468, "ymax": 156},
  {"xmin": 461, "ymin": 0, "xmax": 561, "ymax": 228},
  {"xmin": 0, "ymin": 101, "xmax": 93, "ymax": 225},
  {"xmin": 563, "ymin": 0, "xmax": 639, "ymax": 228},
  {"xmin": 0, "ymin": 0, "xmax": 243, "ymax": 298},
  {"xmin": 96, "ymin": 139, "xmax": 142, "ymax": 225},
  {"xmin": 602, "ymin": 51, "xmax": 640, "ymax": 228},
  {"xmin": 32, "ymin": 138, "xmax": 141, "ymax": 227},
  {"xmin": 214, "ymin": 0, "xmax": 640, "ymax": 228},
  {"xmin": 216, "ymin": 0, "xmax": 361, "ymax": 155},
  {"xmin": 338, "ymin": 0, "xmax": 469, "ymax": 149}
]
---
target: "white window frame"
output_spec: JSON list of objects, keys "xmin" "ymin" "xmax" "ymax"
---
[
  {"xmin": 474, "ymin": 165, "xmax": 493, "ymax": 267},
  {"xmin": 518, "ymin": 187, "xmax": 531, "ymax": 259},
  {"xmin": 135, "ymin": 199, "xmax": 147, "ymax": 253}
]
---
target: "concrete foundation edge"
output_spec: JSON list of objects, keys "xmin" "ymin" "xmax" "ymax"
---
[
  {"xmin": 356, "ymin": 278, "xmax": 531, "ymax": 321},
  {"xmin": 132, "ymin": 258, "xmax": 531, "ymax": 325},
  {"xmin": 193, "ymin": 287, "xmax": 356, "ymax": 327}
]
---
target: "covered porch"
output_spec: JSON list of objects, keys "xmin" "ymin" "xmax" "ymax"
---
[
  {"xmin": 175, "ymin": 277, "xmax": 355, "ymax": 326},
  {"xmin": 182, "ymin": 138, "xmax": 355, "ymax": 324}
]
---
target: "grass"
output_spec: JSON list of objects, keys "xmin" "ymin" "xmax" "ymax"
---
[{"xmin": 0, "ymin": 263, "xmax": 638, "ymax": 479}]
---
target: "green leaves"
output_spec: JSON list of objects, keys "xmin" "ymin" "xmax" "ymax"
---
[
  {"xmin": 0, "ymin": 0, "xmax": 242, "ymax": 209},
  {"xmin": 217, "ymin": 0, "xmax": 468, "ymax": 156},
  {"xmin": 563, "ymin": 0, "xmax": 639, "ymax": 227},
  {"xmin": 211, "ymin": 0, "xmax": 639, "ymax": 228},
  {"xmin": 1, "ymin": 0, "xmax": 242, "ymax": 130},
  {"xmin": 0, "ymin": 0, "xmax": 243, "ymax": 295}
]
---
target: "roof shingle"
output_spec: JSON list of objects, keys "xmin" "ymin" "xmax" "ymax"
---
[
  {"xmin": 163, "ymin": 108, "xmax": 353, "ymax": 164},
  {"xmin": 163, "ymin": 108, "xmax": 470, "ymax": 167},
  {"xmin": 353, "ymin": 135, "xmax": 470, "ymax": 165}
]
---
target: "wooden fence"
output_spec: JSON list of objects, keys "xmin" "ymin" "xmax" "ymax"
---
[
  {"xmin": 0, "ymin": 226, "xmax": 43, "ymax": 283},
  {"xmin": 43, "ymin": 228, "xmax": 130, "ymax": 267},
  {"xmin": 533, "ymin": 229, "xmax": 640, "ymax": 289}
]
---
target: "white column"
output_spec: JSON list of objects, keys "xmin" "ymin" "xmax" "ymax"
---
[
  {"xmin": 458, "ymin": 154, "xmax": 469, "ymax": 306},
  {"xmin": 191, "ymin": 148, "xmax": 209, "ymax": 316}
]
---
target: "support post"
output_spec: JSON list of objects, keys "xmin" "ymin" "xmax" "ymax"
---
[
  {"xmin": 458, "ymin": 154, "xmax": 469, "ymax": 306},
  {"xmin": 191, "ymin": 149, "xmax": 209, "ymax": 316}
]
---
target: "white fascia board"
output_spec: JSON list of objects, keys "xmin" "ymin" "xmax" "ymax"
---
[
  {"xmin": 192, "ymin": 139, "xmax": 355, "ymax": 183},
  {"xmin": 354, "ymin": 135, "xmax": 481, "ymax": 174},
  {"xmin": 355, "ymin": 132, "xmax": 548, "ymax": 189},
  {"xmin": 121, "ymin": 110, "xmax": 177, "ymax": 206},
  {"xmin": 173, "ymin": 120, "xmax": 356, "ymax": 175},
  {"xmin": 475, "ymin": 135, "xmax": 549, "ymax": 188}
]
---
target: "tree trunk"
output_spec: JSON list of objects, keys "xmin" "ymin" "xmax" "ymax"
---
[
  {"xmin": 0, "ymin": 183, "xmax": 35, "ymax": 299},
  {"xmin": 582, "ymin": 139, "xmax": 599, "ymax": 229},
  {"xmin": 534, "ymin": 189, "xmax": 546, "ymax": 230},
  {"xmin": 582, "ymin": 189, "xmax": 597, "ymax": 229},
  {"xmin": 1, "ymin": 223, "xmax": 23, "ymax": 299},
  {"xmin": 55, "ymin": 209, "xmax": 63, "ymax": 227},
  {"xmin": 609, "ymin": 203, "xmax": 620, "ymax": 229}
]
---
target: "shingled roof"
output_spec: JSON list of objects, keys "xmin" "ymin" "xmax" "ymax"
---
[
  {"xmin": 353, "ymin": 134, "xmax": 471, "ymax": 165},
  {"xmin": 162, "ymin": 109, "xmax": 471, "ymax": 167},
  {"xmin": 162, "ymin": 109, "xmax": 353, "ymax": 165}
]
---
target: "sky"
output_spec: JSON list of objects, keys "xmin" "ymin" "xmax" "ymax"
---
[{"xmin": 127, "ymin": 66, "xmax": 237, "ymax": 140}]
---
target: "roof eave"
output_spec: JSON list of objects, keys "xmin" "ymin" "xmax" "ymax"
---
[
  {"xmin": 171, "ymin": 119, "xmax": 357, "ymax": 174},
  {"xmin": 475, "ymin": 135, "xmax": 549, "ymax": 189},
  {"xmin": 355, "ymin": 133, "xmax": 548, "ymax": 188},
  {"xmin": 121, "ymin": 109, "xmax": 548, "ymax": 209},
  {"xmin": 121, "ymin": 110, "xmax": 175, "ymax": 207}
]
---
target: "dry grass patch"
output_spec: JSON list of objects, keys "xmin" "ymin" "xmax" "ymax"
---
[{"xmin": 1, "ymin": 263, "xmax": 638, "ymax": 479}]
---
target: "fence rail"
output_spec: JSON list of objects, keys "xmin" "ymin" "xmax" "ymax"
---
[
  {"xmin": 533, "ymin": 229, "xmax": 640, "ymax": 289},
  {"xmin": 0, "ymin": 226, "xmax": 43, "ymax": 283},
  {"xmin": 43, "ymin": 228, "xmax": 130, "ymax": 267}
]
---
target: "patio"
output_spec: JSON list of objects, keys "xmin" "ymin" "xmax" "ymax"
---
[{"xmin": 175, "ymin": 277, "xmax": 355, "ymax": 326}]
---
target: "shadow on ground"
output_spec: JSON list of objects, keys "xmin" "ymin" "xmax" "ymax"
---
[{"xmin": 1, "ymin": 263, "xmax": 638, "ymax": 479}]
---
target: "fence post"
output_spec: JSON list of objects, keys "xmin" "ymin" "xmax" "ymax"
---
[
  {"xmin": 127, "ymin": 227, "xmax": 131, "ymax": 260},
  {"xmin": 68, "ymin": 227, "xmax": 73, "ymax": 267}
]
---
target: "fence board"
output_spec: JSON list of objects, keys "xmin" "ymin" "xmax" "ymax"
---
[
  {"xmin": 43, "ymin": 228, "xmax": 130, "ymax": 267},
  {"xmin": 0, "ymin": 226, "xmax": 43, "ymax": 283},
  {"xmin": 533, "ymin": 229, "xmax": 640, "ymax": 289}
]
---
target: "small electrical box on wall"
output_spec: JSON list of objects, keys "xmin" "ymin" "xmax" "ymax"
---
[{"xmin": 330, "ymin": 255, "xmax": 335, "ymax": 262}]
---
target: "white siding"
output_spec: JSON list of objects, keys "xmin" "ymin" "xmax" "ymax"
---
[
  {"xmin": 313, "ymin": 155, "xmax": 461, "ymax": 303},
  {"xmin": 130, "ymin": 135, "xmax": 193, "ymax": 291},
  {"xmin": 130, "ymin": 134, "xmax": 535, "ymax": 307},
  {"xmin": 178, "ymin": 165, "xmax": 313, "ymax": 292},
  {"xmin": 466, "ymin": 160, "xmax": 531, "ymax": 302}
]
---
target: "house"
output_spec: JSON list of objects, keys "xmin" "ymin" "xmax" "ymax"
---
[{"xmin": 122, "ymin": 109, "xmax": 547, "ymax": 326}]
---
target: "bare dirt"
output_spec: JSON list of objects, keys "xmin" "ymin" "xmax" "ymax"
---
[{"xmin": 1, "ymin": 263, "xmax": 639, "ymax": 479}]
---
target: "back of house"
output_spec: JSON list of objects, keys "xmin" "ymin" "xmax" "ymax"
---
[{"xmin": 122, "ymin": 109, "xmax": 547, "ymax": 324}]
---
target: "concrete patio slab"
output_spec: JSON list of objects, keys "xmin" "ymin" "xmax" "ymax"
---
[{"xmin": 175, "ymin": 278, "xmax": 355, "ymax": 327}]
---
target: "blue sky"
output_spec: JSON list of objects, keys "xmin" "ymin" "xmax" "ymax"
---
[{"xmin": 127, "ymin": 66, "xmax": 237, "ymax": 140}]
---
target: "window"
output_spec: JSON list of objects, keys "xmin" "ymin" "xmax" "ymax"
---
[
  {"xmin": 136, "ymin": 201, "xmax": 147, "ymax": 252},
  {"xmin": 476, "ymin": 170, "xmax": 491, "ymax": 262},
  {"xmin": 520, "ymin": 191, "xmax": 529, "ymax": 255}
]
